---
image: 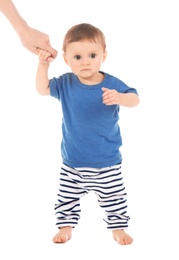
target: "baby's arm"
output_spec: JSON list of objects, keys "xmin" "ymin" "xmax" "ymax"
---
[
  {"xmin": 36, "ymin": 49, "xmax": 53, "ymax": 95},
  {"xmin": 102, "ymin": 87, "xmax": 139, "ymax": 107}
]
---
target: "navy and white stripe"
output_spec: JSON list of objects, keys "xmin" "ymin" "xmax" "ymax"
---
[{"xmin": 54, "ymin": 163, "xmax": 130, "ymax": 229}]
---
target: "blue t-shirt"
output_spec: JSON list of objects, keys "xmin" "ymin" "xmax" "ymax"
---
[{"xmin": 49, "ymin": 72, "xmax": 138, "ymax": 168}]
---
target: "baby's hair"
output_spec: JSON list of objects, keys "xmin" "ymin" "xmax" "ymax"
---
[{"xmin": 62, "ymin": 23, "xmax": 106, "ymax": 52}]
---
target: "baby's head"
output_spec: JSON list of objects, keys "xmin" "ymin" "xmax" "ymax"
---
[{"xmin": 62, "ymin": 23, "xmax": 106, "ymax": 53}]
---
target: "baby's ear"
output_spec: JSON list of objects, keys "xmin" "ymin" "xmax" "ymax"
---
[
  {"xmin": 63, "ymin": 53, "xmax": 69, "ymax": 65},
  {"xmin": 102, "ymin": 51, "xmax": 107, "ymax": 62}
]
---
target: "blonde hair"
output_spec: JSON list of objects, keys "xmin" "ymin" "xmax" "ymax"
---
[{"xmin": 62, "ymin": 23, "xmax": 106, "ymax": 52}]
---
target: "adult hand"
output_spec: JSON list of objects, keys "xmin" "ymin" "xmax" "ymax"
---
[
  {"xmin": 0, "ymin": 0, "xmax": 58, "ymax": 58},
  {"xmin": 20, "ymin": 26, "xmax": 58, "ymax": 59}
]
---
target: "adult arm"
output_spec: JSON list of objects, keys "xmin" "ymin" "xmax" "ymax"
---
[{"xmin": 0, "ymin": 0, "xmax": 57, "ymax": 58}]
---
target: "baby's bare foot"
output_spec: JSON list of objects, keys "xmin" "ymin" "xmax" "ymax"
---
[
  {"xmin": 112, "ymin": 229, "xmax": 133, "ymax": 245},
  {"xmin": 53, "ymin": 226, "xmax": 72, "ymax": 243}
]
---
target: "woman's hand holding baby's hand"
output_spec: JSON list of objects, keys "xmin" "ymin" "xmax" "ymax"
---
[{"xmin": 37, "ymin": 48, "xmax": 54, "ymax": 64}]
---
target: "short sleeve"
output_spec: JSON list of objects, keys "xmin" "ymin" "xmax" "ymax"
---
[{"xmin": 49, "ymin": 77, "xmax": 61, "ymax": 100}]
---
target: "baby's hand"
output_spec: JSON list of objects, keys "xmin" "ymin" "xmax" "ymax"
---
[
  {"xmin": 37, "ymin": 48, "xmax": 54, "ymax": 64},
  {"xmin": 102, "ymin": 87, "xmax": 120, "ymax": 105}
]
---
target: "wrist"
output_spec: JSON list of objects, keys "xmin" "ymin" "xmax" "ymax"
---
[
  {"xmin": 117, "ymin": 92, "xmax": 121, "ymax": 105},
  {"xmin": 38, "ymin": 61, "xmax": 50, "ymax": 67},
  {"xmin": 15, "ymin": 19, "xmax": 29, "ymax": 37}
]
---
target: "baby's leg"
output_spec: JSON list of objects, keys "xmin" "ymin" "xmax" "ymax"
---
[
  {"xmin": 95, "ymin": 164, "xmax": 132, "ymax": 245},
  {"xmin": 112, "ymin": 229, "xmax": 133, "ymax": 245},
  {"xmin": 53, "ymin": 164, "xmax": 87, "ymax": 242},
  {"xmin": 53, "ymin": 226, "xmax": 73, "ymax": 243}
]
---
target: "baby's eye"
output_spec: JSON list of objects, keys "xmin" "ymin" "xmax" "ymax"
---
[
  {"xmin": 74, "ymin": 55, "xmax": 81, "ymax": 60},
  {"xmin": 89, "ymin": 53, "xmax": 96, "ymax": 58}
]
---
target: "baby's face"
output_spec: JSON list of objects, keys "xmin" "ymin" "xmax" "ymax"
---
[{"xmin": 63, "ymin": 40, "xmax": 107, "ymax": 83}]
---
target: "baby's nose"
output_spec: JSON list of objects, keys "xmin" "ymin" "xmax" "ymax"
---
[{"xmin": 82, "ymin": 57, "xmax": 90, "ymax": 65}]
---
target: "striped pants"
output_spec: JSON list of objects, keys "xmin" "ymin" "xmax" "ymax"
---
[{"xmin": 54, "ymin": 163, "xmax": 130, "ymax": 230}]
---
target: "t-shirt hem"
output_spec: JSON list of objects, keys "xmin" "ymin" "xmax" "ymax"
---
[{"xmin": 62, "ymin": 158, "xmax": 122, "ymax": 168}]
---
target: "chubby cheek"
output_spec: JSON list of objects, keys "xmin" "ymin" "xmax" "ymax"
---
[
  {"xmin": 70, "ymin": 61, "xmax": 80, "ymax": 70},
  {"xmin": 94, "ymin": 60, "xmax": 103, "ymax": 70},
  {"xmin": 65, "ymin": 58, "xmax": 76, "ymax": 68},
  {"xmin": 68, "ymin": 62, "xmax": 81, "ymax": 74}
]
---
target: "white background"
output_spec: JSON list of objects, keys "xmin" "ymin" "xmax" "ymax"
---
[{"xmin": 0, "ymin": 0, "xmax": 178, "ymax": 259}]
